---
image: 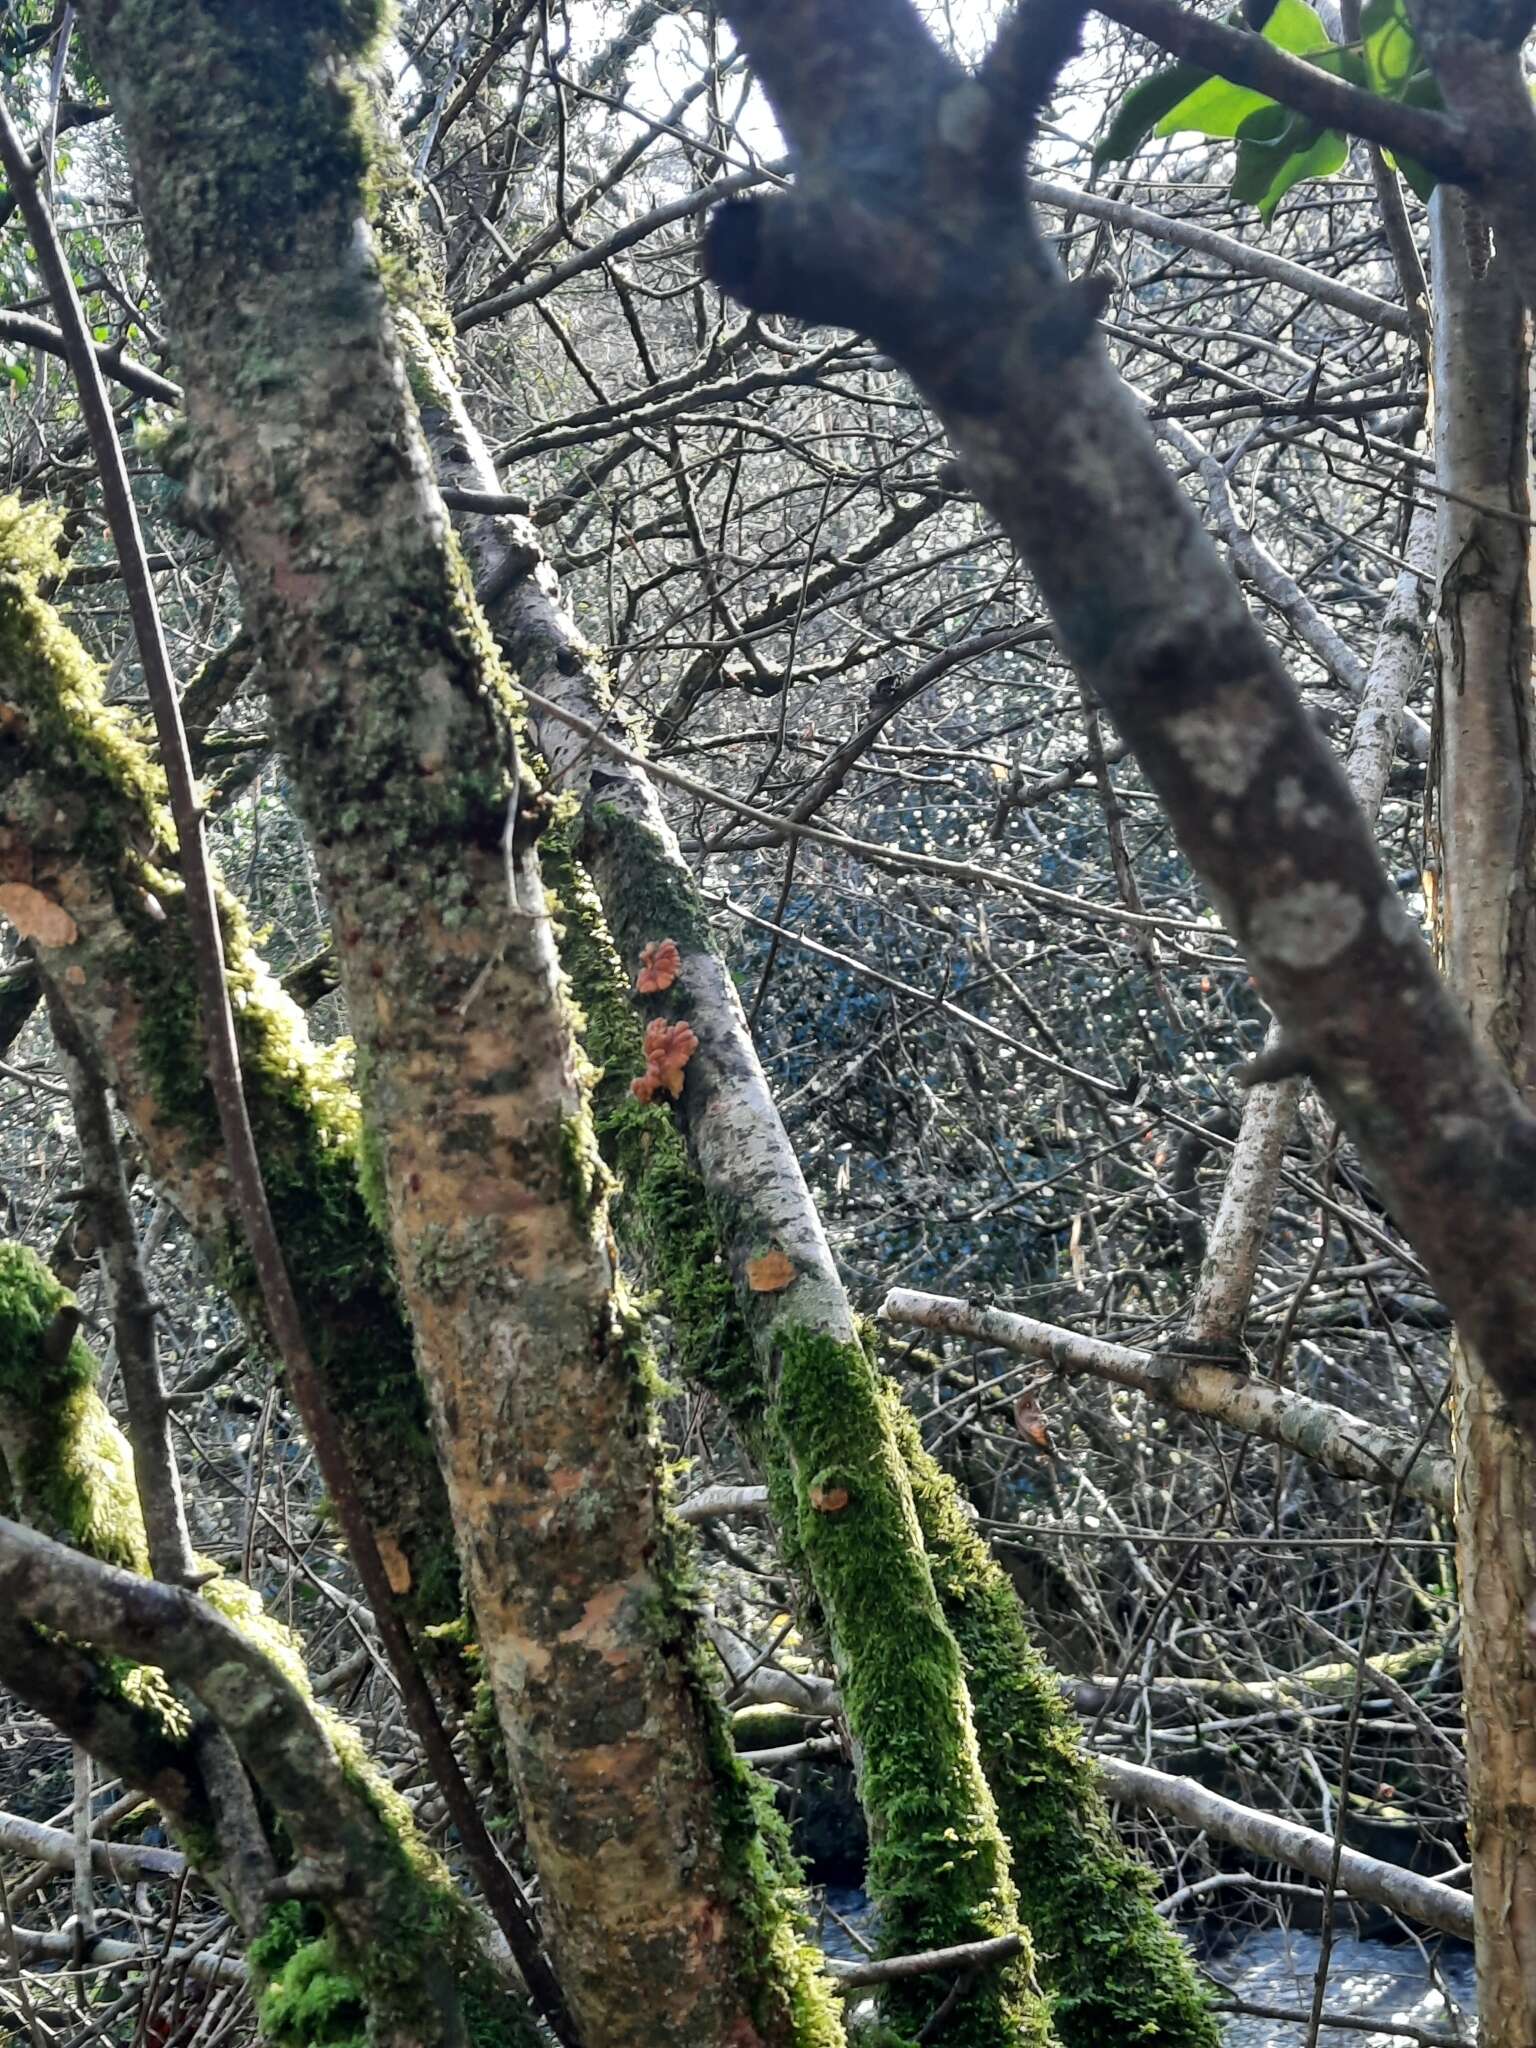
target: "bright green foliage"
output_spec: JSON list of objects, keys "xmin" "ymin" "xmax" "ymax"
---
[
  {"xmin": 0, "ymin": 1242, "xmax": 150, "ymax": 1573},
  {"xmin": 1094, "ymin": 0, "xmax": 1439, "ymax": 215},
  {"xmin": 889, "ymin": 1397, "xmax": 1221, "ymax": 2048},
  {"xmin": 1155, "ymin": 0, "xmax": 1334, "ymax": 138}
]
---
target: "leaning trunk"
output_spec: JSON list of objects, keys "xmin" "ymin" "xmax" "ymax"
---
[{"xmin": 73, "ymin": 8, "xmax": 840, "ymax": 2044}]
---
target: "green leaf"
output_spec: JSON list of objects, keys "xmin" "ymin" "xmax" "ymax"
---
[
  {"xmin": 1093, "ymin": 59, "xmax": 1214, "ymax": 166},
  {"xmin": 1155, "ymin": 0, "xmax": 1334, "ymax": 139},
  {"xmin": 1360, "ymin": 0, "xmax": 1420, "ymax": 95},
  {"xmin": 1156, "ymin": 71, "xmax": 1275, "ymax": 140},
  {"xmin": 1384, "ymin": 147, "xmax": 1437, "ymax": 200},
  {"xmin": 1230, "ymin": 104, "xmax": 1348, "ymax": 217},
  {"xmin": 1256, "ymin": 127, "xmax": 1347, "ymax": 216}
]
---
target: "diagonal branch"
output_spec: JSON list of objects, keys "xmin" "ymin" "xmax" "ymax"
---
[
  {"xmin": 709, "ymin": 0, "xmax": 1536, "ymax": 1448},
  {"xmin": 1093, "ymin": 0, "xmax": 1480, "ymax": 182},
  {"xmin": 880, "ymin": 1288, "xmax": 1454, "ymax": 1509}
]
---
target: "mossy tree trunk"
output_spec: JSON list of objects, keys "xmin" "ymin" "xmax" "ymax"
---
[
  {"xmin": 0, "ymin": 508, "xmax": 460, "ymax": 1637},
  {"xmin": 542, "ymin": 815, "xmax": 1219, "ymax": 2048},
  {"xmin": 413, "ymin": 303, "xmax": 1217, "ymax": 2046},
  {"xmin": 0, "ymin": 1240, "xmax": 539, "ymax": 2048},
  {"xmin": 72, "ymin": 7, "xmax": 839, "ymax": 2044}
]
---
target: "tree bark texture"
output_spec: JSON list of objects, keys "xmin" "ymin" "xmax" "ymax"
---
[
  {"xmin": 71, "ymin": 9, "xmax": 838, "ymax": 2045},
  {"xmin": 708, "ymin": 0, "xmax": 1536, "ymax": 1451},
  {"xmin": 1430, "ymin": 184, "xmax": 1536, "ymax": 2048},
  {"xmin": 398, "ymin": 308, "xmax": 1223, "ymax": 2044},
  {"xmin": 0, "ymin": 517, "xmax": 460, "ymax": 1635}
]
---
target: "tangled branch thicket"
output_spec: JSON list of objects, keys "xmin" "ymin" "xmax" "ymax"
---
[{"xmin": 0, "ymin": 1, "xmax": 1474, "ymax": 2043}]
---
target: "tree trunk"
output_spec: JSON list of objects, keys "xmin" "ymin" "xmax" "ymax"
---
[
  {"xmin": 1184, "ymin": 507, "xmax": 1432, "ymax": 1350},
  {"xmin": 73, "ymin": 9, "xmax": 840, "ymax": 2044},
  {"xmin": 405, "ymin": 310, "xmax": 1219, "ymax": 2048},
  {"xmin": 0, "ymin": 519, "xmax": 461, "ymax": 1640},
  {"xmin": 1430, "ymin": 184, "xmax": 1536, "ymax": 2048}
]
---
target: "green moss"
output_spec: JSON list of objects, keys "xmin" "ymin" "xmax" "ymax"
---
[
  {"xmin": 0, "ymin": 1244, "xmax": 150, "ymax": 1573},
  {"xmin": 365, "ymin": 127, "xmax": 457, "ymax": 354},
  {"xmin": 0, "ymin": 503, "xmax": 172, "ymax": 868},
  {"xmin": 890, "ymin": 1396, "xmax": 1220, "ymax": 2048},
  {"xmin": 217, "ymin": 1582, "xmax": 541, "ymax": 2048},
  {"xmin": 0, "ymin": 518, "xmax": 461, "ymax": 1635},
  {"xmin": 558, "ymin": 1110, "xmax": 611, "ymax": 1228},
  {"xmin": 773, "ymin": 1330, "xmax": 1052, "ymax": 2046},
  {"xmin": 732, "ymin": 1704, "xmax": 820, "ymax": 1751},
  {"xmin": 123, "ymin": 889, "xmax": 461, "ymax": 1631},
  {"xmin": 87, "ymin": 7, "xmax": 386, "ymax": 290},
  {"xmin": 26, "ymin": 1385, "xmax": 151, "ymax": 1574},
  {"xmin": 252, "ymin": 1906, "xmax": 368, "ymax": 2048},
  {"xmin": 639, "ymin": 1480, "xmax": 845, "ymax": 2048},
  {"xmin": 549, "ymin": 825, "xmax": 1047, "ymax": 2041}
]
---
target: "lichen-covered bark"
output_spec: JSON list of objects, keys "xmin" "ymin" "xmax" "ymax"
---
[
  {"xmin": 1429, "ymin": 187, "xmax": 1536, "ymax": 2048},
  {"xmin": 0, "ymin": 505, "xmax": 458, "ymax": 1633},
  {"xmin": 0, "ymin": 1243, "xmax": 533, "ymax": 2048},
  {"xmin": 889, "ymin": 1398, "xmax": 1222, "ymax": 2048},
  {"xmin": 73, "ymin": 8, "xmax": 839, "ymax": 2042},
  {"xmin": 1184, "ymin": 508, "xmax": 1433, "ymax": 1351},
  {"xmin": 881, "ymin": 1290, "xmax": 1454, "ymax": 1513},
  {"xmin": 707, "ymin": 0, "xmax": 1536, "ymax": 1451}
]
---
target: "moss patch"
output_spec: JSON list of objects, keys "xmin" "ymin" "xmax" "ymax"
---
[
  {"xmin": 773, "ymin": 1329, "xmax": 1051, "ymax": 2045},
  {"xmin": 0, "ymin": 1242, "xmax": 149, "ymax": 1573}
]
